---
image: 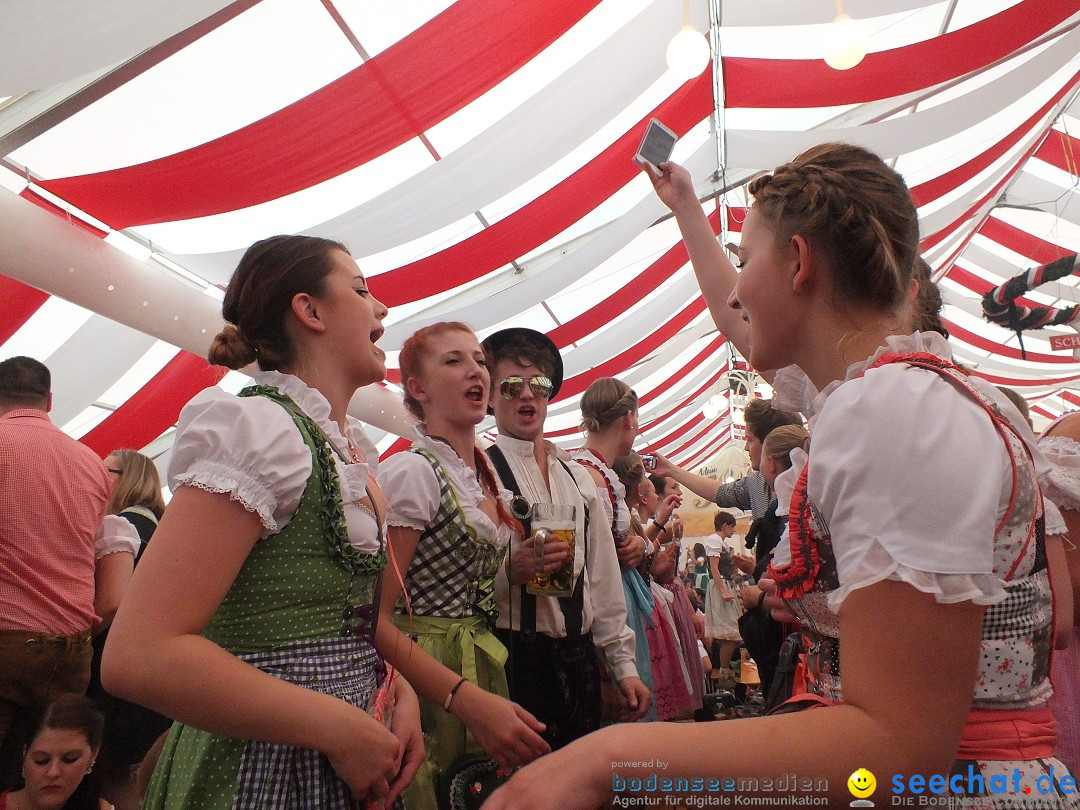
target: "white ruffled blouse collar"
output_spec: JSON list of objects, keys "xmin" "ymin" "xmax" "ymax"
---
[
  {"xmin": 809, "ymin": 331, "xmax": 953, "ymax": 426},
  {"xmin": 412, "ymin": 431, "xmax": 513, "ymax": 509},
  {"xmin": 253, "ymin": 369, "xmax": 379, "ymax": 476}
]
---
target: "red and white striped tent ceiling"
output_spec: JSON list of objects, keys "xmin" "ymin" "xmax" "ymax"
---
[{"xmin": 1, "ymin": 0, "xmax": 1079, "ymax": 473}]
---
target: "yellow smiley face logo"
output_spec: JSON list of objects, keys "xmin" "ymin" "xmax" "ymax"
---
[{"xmin": 848, "ymin": 768, "xmax": 877, "ymax": 798}]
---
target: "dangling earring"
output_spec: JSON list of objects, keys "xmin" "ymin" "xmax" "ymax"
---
[{"xmin": 86, "ymin": 759, "xmax": 95, "ymax": 775}]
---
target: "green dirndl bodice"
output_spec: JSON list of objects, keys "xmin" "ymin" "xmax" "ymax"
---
[
  {"xmin": 393, "ymin": 447, "xmax": 509, "ymax": 810},
  {"xmin": 143, "ymin": 386, "xmax": 388, "ymax": 810}
]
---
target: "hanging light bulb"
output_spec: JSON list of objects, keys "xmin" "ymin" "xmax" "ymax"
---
[
  {"xmin": 666, "ymin": 0, "xmax": 710, "ymax": 81},
  {"xmin": 824, "ymin": 2, "xmax": 868, "ymax": 71},
  {"xmin": 667, "ymin": 26, "xmax": 710, "ymax": 80},
  {"xmin": 703, "ymin": 397, "xmax": 720, "ymax": 420}
]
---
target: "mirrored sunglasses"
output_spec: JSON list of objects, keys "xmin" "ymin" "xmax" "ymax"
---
[{"xmin": 498, "ymin": 375, "xmax": 554, "ymax": 400}]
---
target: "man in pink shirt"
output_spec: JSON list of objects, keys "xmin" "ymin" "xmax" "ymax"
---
[{"xmin": 0, "ymin": 356, "xmax": 111, "ymax": 781}]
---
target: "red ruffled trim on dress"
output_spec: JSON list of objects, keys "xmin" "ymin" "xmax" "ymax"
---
[{"xmin": 768, "ymin": 463, "xmax": 820, "ymax": 600}]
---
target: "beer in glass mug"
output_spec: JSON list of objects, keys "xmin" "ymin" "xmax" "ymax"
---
[{"xmin": 527, "ymin": 503, "xmax": 576, "ymax": 598}]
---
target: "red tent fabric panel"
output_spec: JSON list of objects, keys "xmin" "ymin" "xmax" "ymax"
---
[
  {"xmin": 668, "ymin": 416, "xmax": 726, "ymax": 459},
  {"xmin": 679, "ymin": 428, "xmax": 730, "ymax": 470},
  {"xmin": 19, "ymin": 188, "xmax": 108, "ymax": 238},
  {"xmin": 722, "ymin": 0, "xmax": 1075, "ymax": 109},
  {"xmin": 909, "ymin": 81, "xmax": 1078, "ymax": 208},
  {"xmin": 0, "ymin": 275, "xmax": 50, "ymax": 346},
  {"xmin": 1031, "ymin": 404, "xmax": 1057, "ymax": 420},
  {"xmin": 920, "ymin": 133, "xmax": 1043, "ymax": 252},
  {"xmin": 978, "ymin": 217, "xmax": 1074, "ymax": 267},
  {"xmin": 543, "ymin": 335, "xmax": 726, "ymax": 440},
  {"xmin": 1035, "ymin": 129, "xmax": 1080, "ymax": 177},
  {"xmin": 641, "ymin": 412, "xmax": 705, "ymax": 453},
  {"xmin": 39, "ymin": 0, "xmax": 602, "ymax": 229},
  {"xmin": 945, "ymin": 320, "xmax": 1075, "ymax": 365},
  {"xmin": 639, "ymin": 367, "xmax": 727, "ymax": 434},
  {"xmin": 557, "ymin": 297, "xmax": 707, "ymax": 400},
  {"xmin": 946, "ymin": 265, "xmax": 1046, "ymax": 313},
  {"xmin": 379, "ymin": 436, "xmax": 413, "ymax": 460},
  {"xmin": 968, "ymin": 368, "xmax": 1080, "ymax": 387},
  {"xmin": 386, "ymin": 209, "xmax": 720, "ymax": 387},
  {"xmin": 637, "ymin": 335, "xmax": 726, "ymax": 408},
  {"xmin": 370, "ymin": 71, "xmax": 715, "ymax": 307},
  {"xmin": 647, "ymin": 413, "xmax": 724, "ymax": 458},
  {"xmin": 550, "ymin": 210, "xmax": 722, "ymax": 347},
  {"xmin": 80, "ymin": 351, "xmax": 226, "ymax": 456}
]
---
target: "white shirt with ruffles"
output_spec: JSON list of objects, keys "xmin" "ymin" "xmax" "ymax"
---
[
  {"xmin": 767, "ymin": 446, "xmax": 806, "ymax": 569},
  {"xmin": 377, "ymin": 432, "xmax": 513, "ymax": 549},
  {"xmin": 168, "ymin": 370, "xmax": 382, "ymax": 553},
  {"xmin": 490, "ymin": 434, "xmax": 640, "ymax": 683},
  {"xmin": 806, "ymin": 332, "xmax": 1057, "ymax": 613},
  {"xmin": 774, "ymin": 341, "xmax": 1064, "ymax": 539},
  {"xmin": 569, "ymin": 448, "xmax": 630, "ymax": 540}
]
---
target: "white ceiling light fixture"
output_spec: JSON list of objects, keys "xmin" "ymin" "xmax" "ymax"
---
[
  {"xmin": 702, "ymin": 391, "xmax": 726, "ymax": 420},
  {"xmin": 824, "ymin": 0, "xmax": 869, "ymax": 71},
  {"xmin": 666, "ymin": 0, "xmax": 710, "ymax": 82}
]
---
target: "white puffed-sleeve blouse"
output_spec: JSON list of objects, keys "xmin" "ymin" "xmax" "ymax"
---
[
  {"xmin": 806, "ymin": 332, "xmax": 1051, "ymax": 612},
  {"xmin": 168, "ymin": 370, "xmax": 382, "ymax": 553},
  {"xmin": 1039, "ymin": 425, "xmax": 1080, "ymax": 512},
  {"xmin": 94, "ymin": 514, "xmax": 141, "ymax": 560},
  {"xmin": 378, "ymin": 433, "xmax": 513, "ymax": 548}
]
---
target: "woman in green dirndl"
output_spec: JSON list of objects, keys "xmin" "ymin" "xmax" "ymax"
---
[{"xmin": 102, "ymin": 235, "xmax": 424, "ymax": 809}]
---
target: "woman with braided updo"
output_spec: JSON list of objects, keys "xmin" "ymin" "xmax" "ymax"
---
[
  {"xmin": 570, "ymin": 378, "xmax": 656, "ymax": 723},
  {"xmin": 102, "ymin": 235, "xmax": 424, "ymax": 808},
  {"xmin": 486, "ymin": 144, "xmax": 1076, "ymax": 808}
]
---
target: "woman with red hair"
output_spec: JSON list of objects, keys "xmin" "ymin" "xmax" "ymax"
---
[{"xmin": 377, "ymin": 322, "xmax": 549, "ymax": 810}]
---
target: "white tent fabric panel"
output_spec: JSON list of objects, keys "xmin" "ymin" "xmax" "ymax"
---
[
  {"xmin": 0, "ymin": 0, "xmax": 237, "ymax": 96},
  {"xmin": 44, "ymin": 317, "xmax": 160, "ymax": 427},
  {"xmin": 148, "ymin": 0, "xmax": 684, "ymax": 263},
  {"xmin": 7, "ymin": 0, "xmax": 366, "ymax": 175},
  {"xmin": 727, "ymin": 28, "xmax": 1080, "ymax": 169}
]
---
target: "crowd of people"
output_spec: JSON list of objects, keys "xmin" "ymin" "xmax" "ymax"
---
[{"xmin": 0, "ymin": 140, "xmax": 1077, "ymax": 809}]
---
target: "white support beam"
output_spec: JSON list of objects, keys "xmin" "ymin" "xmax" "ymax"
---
[{"xmin": 0, "ymin": 188, "xmax": 414, "ymax": 438}]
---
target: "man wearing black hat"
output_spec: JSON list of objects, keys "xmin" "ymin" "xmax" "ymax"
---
[{"xmin": 482, "ymin": 328, "xmax": 650, "ymax": 750}]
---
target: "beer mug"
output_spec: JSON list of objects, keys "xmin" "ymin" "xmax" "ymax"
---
[{"xmin": 527, "ymin": 503, "xmax": 576, "ymax": 598}]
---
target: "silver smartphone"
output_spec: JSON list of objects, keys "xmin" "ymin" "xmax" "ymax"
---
[{"xmin": 634, "ymin": 118, "xmax": 678, "ymax": 173}]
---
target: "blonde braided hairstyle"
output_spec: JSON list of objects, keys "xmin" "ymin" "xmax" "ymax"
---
[
  {"xmin": 748, "ymin": 142, "xmax": 920, "ymax": 313},
  {"xmin": 580, "ymin": 377, "xmax": 638, "ymax": 434}
]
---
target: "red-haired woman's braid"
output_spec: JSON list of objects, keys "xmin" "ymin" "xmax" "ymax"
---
[{"xmin": 474, "ymin": 447, "xmax": 524, "ymax": 537}]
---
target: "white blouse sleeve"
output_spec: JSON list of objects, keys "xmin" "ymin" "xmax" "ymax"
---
[
  {"xmin": 810, "ymin": 364, "xmax": 1010, "ymax": 612},
  {"xmin": 1038, "ymin": 435, "xmax": 1080, "ymax": 515},
  {"xmin": 167, "ymin": 389, "xmax": 312, "ymax": 537},
  {"xmin": 94, "ymin": 514, "xmax": 140, "ymax": 559},
  {"xmin": 377, "ymin": 451, "xmax": 440, "ymax": 531}
]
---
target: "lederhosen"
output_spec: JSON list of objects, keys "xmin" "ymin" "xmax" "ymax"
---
[{"xmin": 485, "ymin": 445, "xmax": 597, "ymax": 750}]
